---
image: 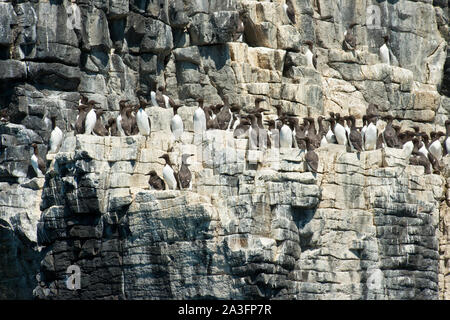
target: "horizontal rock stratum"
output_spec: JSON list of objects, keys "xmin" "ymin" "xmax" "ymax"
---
[{"xmin": 0, "ymin": 0, "xmax": 449, "ymax": 299}]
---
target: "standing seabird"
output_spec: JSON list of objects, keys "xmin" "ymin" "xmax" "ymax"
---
[
  {"xmin": 135, "ymin": 99, "xmax": 151, "ymax": 136},
  {"xmin": 93, "ymin": 109, "xmax": 109, "ymax": 136},
  {"xmin": 303, "ymin": 40, "xmax": 317, "ymax": 69},
  {"xmin": 159, "ymin": 154, "xmax": 178, "ymax": 190},
  {"xmin": 49, "ymin": 116, "xmax": 63, "ymax": 153},
  {"xmin": 248, "ymin": 114, "xmax": 259, "ymax": 149},
  {"xmin": 401, "ymin": 131, "xmax": 415, "ymax": 157},
  {"xmin": 334, "ymin": 113, "xmax": 348, "ymax": 146},
  {"xmin": 155, "ymin": 86, "xmax": 168, "ymax": 108},
  {"xmin": 228, "ymin": 104, "xmax": 241, "ymax": 131},
  {"xmin": 279, "ymin": 116, "xmax": 293, "ymax": 148},
  {"xmin": 300, "ymin": 137, "xmax": 319, "ymax": 174},
  {"xmin": 146, "ymin": 170, "xmax": 166, "ymax": 190},
  {"xmin": 216, "ymin": 97, "xmax": 233, "ymax": 130},
  {"xmin": 171, "ymin": 104, "xmax": 184, "ymax": 140},
  {"xmin": 193, "ymin": 98, "xmax": 207, "ymax": 135},
  {"xmin": 233, "ymin": 116, "xmax": 251, "ymax": 138},
  {"xmin": 347, "ymin": 115, "xmax": 363, "ymax": 152},
  {"xmin": 317, "ymin": 116, "xmax": 328, "ymax": 147},
  {"xmin": 150, "ymin": 84, "xmax": 159, "ymax": 107},
  {"xmin": 205, "ymin": 106, "xmax": 220, "ymax": 130},
  {"xmin": 343, "ymin": 23, "xmax": 357, "ymax": 51},
  {"xmin": 75, "ymin": 104, "xmax": 88, "ymax": 134},
  {"xmin": 364, "ymin": 115, "xmax": 378, "ymax": 151},
  {"xmin": 304, "ymin": 117, "xmax": 320, "ymax": 149},
  {"xmin": 444, "ymin": 120, "xmax": 450, "ymax": 156},
  {"xmin": 410, "ymin": 137, "xmax": 431, "ymax": 174},
  {"xmin": 381, "ymin": 115, "xmax": 398, "ymax": 148},
  {"xmin": 84, "ymin": 101, "xmax": 99, "ymax": 135},
  {"xmin": 429, "ymin": 131, "xmax": 445, "ymax": 161},
  {"xmin": 325, "ymin": 115, "xmax": 337, "ymax": 144},
  {"xmin": 361, "ymin": 115, "xmax": 368, "ymax": 146},
  {"xmin": 106, "ymin": 118, "xmax": 119, "ymax": 136},
  {"xmin": 418, "ymin": 132, "xmax": 430, "ymax": 159},
  {"xmin": 31, "ymin": 143, "xmax": 46, "ymax": 177},
  {"xmin": 284, "ymin": 0, "xmax": 296, "ymax": 25},
  {"xmin": 80, "ymin": 94, "xmax": 88, "ymax": 106},
  {"xmin": 178, "ymin": 154, "xmax": 194, "ymax": 190},
  {"xmin": 162, "ymin": 87, "xmax": 176, "ymax": 109},
  {"xmin": 380, "ymin": 35, "xmax": 390, "ymax": 65},
  {"xmin": 116, "ymin": 100, "xmax": 130, "ymax": 136}
]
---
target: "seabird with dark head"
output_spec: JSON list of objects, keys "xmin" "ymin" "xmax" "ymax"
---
[
  {"xmin": 135, "ymin": 98, "xmax": 151, "ymax": 136},
  {"xmin": 178, "ymin": 154, "xmax": 194, "ymax": 190},
  {"xmin": 84, "ymin": 100, "xmax": 100, "ymax": 135},
  {"xmin": 347, "ymin": 115, "xmax": 363, "ymax": 152},
  {"xmin": 49, "ymin": 116, "xmax": 63, "ymax": 153},
  {"xmin": 159, "ymin": 153, "xmax": 178, "ymax": 190},
  {"xmin": 284, "ymin": 0, "xmax": 296, "ymax": 25},
  {"xmin": 31, "ymin": 143, "xmax": 46, "ymax": 177},
  {"xmin": 146, "ymin": 170, "xmax": 165, "ymax": 190},
  {"xmin": 343, "ymin": 23, "xmax": 357, "ymax": 51},
  {"xmin": 93, "ymin": 109, "xmax": 109, "ymax": 136},
  {"xmin": 300, "ymin": 137, "xmax": 319, "ymax": 174}
]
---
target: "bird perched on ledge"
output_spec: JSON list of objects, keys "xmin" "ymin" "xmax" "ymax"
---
[{"xmin": 146, "ymin": 170, "xmax": 165, "ymax": 191}]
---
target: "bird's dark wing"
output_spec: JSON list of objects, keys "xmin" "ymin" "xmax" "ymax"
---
[
  {"xmin": 305, "ymin": 150, "xmax": 318, "ymax": 173},
  {"xmin": 350, "ymin": 129, "xmax": 363, "ymax": 151},
  {"xmin": 38, "ymin": 157, "xmax": 47, "ymax": 174}
]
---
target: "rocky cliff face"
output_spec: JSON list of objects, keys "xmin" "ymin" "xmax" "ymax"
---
[{"xmin": 0, "ymin": 0, "xmax": 449, "ymax": 299}]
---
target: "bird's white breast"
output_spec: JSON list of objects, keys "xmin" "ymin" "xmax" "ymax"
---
[
  {"xmin": 151, "ymin": 91, "xmax": 158, "ymax": 107},
  {"xmin": 326, "ymin": 128, "xmax": 336, "ymax": 144},
  {"xmin": 429, "ymin": 140, "xmax": 443, "ymax": 161},
  {"xmin": 50, "ymin": 126, "xmax": 63, "ymax": 153},
  {"xmin": 171, "ymin": 114, "xmax": 184, "ymax": 139},
  {"xmin": 334, "ymin": 123, "xmax": 347, "ymax": 146},
  {"xmin": 85, "ymin": 109, "xmax": 96, "ymax": 135},
  {"xmin": 280, "ymin": 125, "xmax": 292, "ymax": 148},
  {"xmin": 116, "ymin": 114, "xmax": 125, "ymax": 136},
  {"xmin": 162, "ymin": 164, "xmax": 177, "ymax": 190},
  {"xmin": 136, "ymin": 109, "xmax": 150, "ymax": 135},
  {"xmin": 364, "ymin": 123, "xmax": 377, "ymax": 150},
  {"xmin": 193, "ymin": 108, "xmax": 206, "ymax": 133},
  {"xmin": 402, "ymin": 141, "xmax": 414, "ymax": 158},
  {"xmin": 380, "ymin": 44, "xmax": 390, "ymax": 65}
]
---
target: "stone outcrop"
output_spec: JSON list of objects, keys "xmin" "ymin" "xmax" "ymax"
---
[{"xmin": 0, "ymin": 0, "xmax": 449, "ymax": 299}]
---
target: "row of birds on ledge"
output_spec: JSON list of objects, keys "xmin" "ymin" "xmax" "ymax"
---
[{"xmin": 20, "ymin": 83, "xmax": 450, "ymax": 190}]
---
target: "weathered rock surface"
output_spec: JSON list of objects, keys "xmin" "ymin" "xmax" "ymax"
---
[{"xmin": 0, "ymin": 0, "xmax": 449, "ymax": 300}]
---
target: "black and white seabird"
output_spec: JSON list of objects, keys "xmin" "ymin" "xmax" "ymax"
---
[
  {"xmin": 325, "ymin": 113, "xmax": 337, "ymax": 144},
  {"xmin": 93, "ymin": 109, "xmax": 109, "ymax": 136},
  {"xmin": 401, "ymin": 131, "xmax": 415, "ymax": 157},
  {"xmin": 444, "ymin": 120, "xmax": 450, "ymax": 156},
  {"xmin": 300, "ymin": 137, "xmax": 319, "ymax": 174},
  {"xmin": 31, "ymin": 143, "xmax": 46, "ymax": 177},
  {"xmin": 380, "ymin": 35, "xmax": 390, "ymax": 65},
  {"xmin": 106, "ymin": 118, "xmax": 119, "ymax": 136},
  {"xmin": 216, "ymin": 97, "xmax": 233, "ymax": 130},
  {"xmin": 193, "ymin": 98, "xmax": 207, "ymax": 134},
  {"xmin": 343, "ymin": 23, "xmax": 357, "ymax": 51},
  {"xmin": 248, "ymin": 114, "xmax": 259, "ymax": 149},
  {"xmin": 178, "ymin": 154, "xmax": 194, "ymax": 190},
  {"xmin": 303, "ymin": 40, "xmax": 317, "ymax": 69},
  {"xmin": 334, "ymin": 113, "xmax": 348, "ymax": 146},
  {"xmin": 410, "ymin": 137, "xmax": 431, "ymax": 174},
  {"xmin": 171, "ymin": 104, "xmax": 184, "ymax": 140},
  {"xmin": 126, "ymin": 105, "xmax": 138, "ymax": 135},
  {"xmin": 75, "ymin": 104, "xmax": 88, "ymax": 135},
  {"xmin": 205, "ymin": 106, "xmax": 220, "ymax": 130},
  {"xmin": 364, "ymin": 115, "xmax": 378, "ymax": 151},
  {"xmin": 49, "ymin": 116, "xmax": 63, "ymax": 153},
  {"xmin": 233, "ymin": 116, "xmax": 251, "ymax": 138},
  {"xmin": 347, "ymin": 115, "xmax": 363, "ymax": 152},
  {"xmin": 279, "ymin": 116, "xmax": 293, "ymax": 148},
  {"xmin": 136, "ymin": 99, "xmax": 151, "ymax": 136},
  {"xmin": 159, "ymin": 154, "xmax": 178, "ymax": 190},
  {"xmin": 117, "ymin": 100, "xmax": 130, "ymax": 136},
  {"xmin": 317, "ymin": 116, "xmax": 328, "ymax": 147},
  {"xmin": 429, "ymin": 131, "xmax": 445, "ymax": 161},
  {"xmin": 146, "ymin": 170, "xmax": 165, "ymax": 190},
  {"xmin": 381, "ymin": 115, "xmax": 398, "ymax": 148},
  {"xmin": 305, "ymin": 117, "xmax": 320, "ymax": 149},
  {"xmin": 284, "ymin": 0, "xmax": 296, "ymax": 25},
  {"xmin": 84, "ymin": 101, "xmax": 99, "ymax": 135}
]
